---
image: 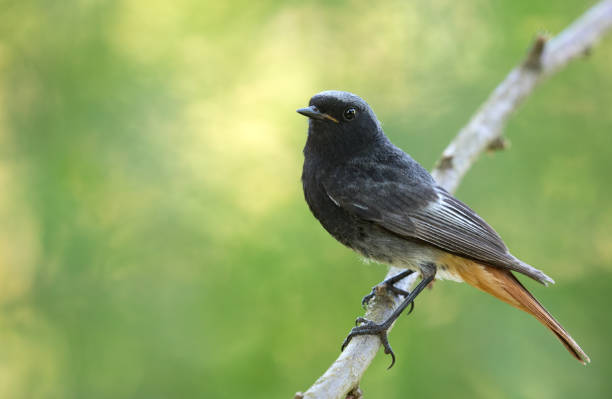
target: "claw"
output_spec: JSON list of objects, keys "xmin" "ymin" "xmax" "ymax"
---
[
  {"xmin": 362, "ymin": 271, "xmax": 414, "ymax": 308},
  {"xmin": 341, "ymin": 270, "xmax": 433, "ymax": 370},
  {"xmin": 387, "ymin": 351, "xmax": 396, "ymax": 370},
  {"xmin": 379, "ymin": 332, "xmax": 396, "ymax": 369},
  {"xmin": 340, "ymin": 320, "xmax": 397, "ymax": 368},
  {"xmin": 362, "ymin": 285, "xmax": 409, "ymax": 308},
  {"xmin": 406, "ymin": 301, "xmax": 415, "ymax": 316},
  {"xmin": 361, "ymin": 290, "xmax": 375, "ymax": 307},
  {"xmin": 340, "ymin": 333, "xmax": 352, "ymax": 352}
]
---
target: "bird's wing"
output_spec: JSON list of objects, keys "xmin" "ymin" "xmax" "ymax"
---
[{"xmin": 323, "ymin": 165, "xmax": 552, "ymax": 284}]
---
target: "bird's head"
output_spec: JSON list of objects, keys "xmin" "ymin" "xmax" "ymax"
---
[{"xmin": 297, "ymin": 91, "xmax": 384, "ymax": 159}]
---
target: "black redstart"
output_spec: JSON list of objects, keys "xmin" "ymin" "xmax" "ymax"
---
[{"xmin": 297, "ymin": 90, "xmax": 589, "ymax": 367}]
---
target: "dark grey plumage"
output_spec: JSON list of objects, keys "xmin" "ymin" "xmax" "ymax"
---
[
  {"xmin": 299, "ymin": 90, "xmax": 553, "ymax": 285},
  {"xmin": 297, "ymin": 91, "xmax": 594, "ymax": 366}
]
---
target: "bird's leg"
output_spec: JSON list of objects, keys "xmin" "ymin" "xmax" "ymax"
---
[
  {"xmin": 342, "ymin": 265, "xmax": 436, "ymax": 368},
  {"xmin": 361, "ymin": 269, "xmax": 415, "ymax": 307}
]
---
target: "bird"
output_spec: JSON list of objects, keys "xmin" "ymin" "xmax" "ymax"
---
[{"xmin": 297, "ymin": 90, "xmax": 589, "ymax": 367}]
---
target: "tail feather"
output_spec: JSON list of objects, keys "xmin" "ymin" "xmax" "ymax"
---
[
  {"xmin": 495, "ymin": 269, "xmax": 590, "ymax": 364},
  {"xmin": 447, "ymin": 256, "xmax": 590, "ymax": 364},
  {"xmin": 510, "ymin": 257, "xmax": 555, "ymax": 286}
]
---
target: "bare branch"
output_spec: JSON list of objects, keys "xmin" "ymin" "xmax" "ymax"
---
[
  {"xmin": 298, "ymin": 1, "xmax": 612, "ymax": 398},
  {"xmin": 432, "ymin": 0, "xmax": 612, "ymax": 192},
  {"xmin": 295, "ymin": 269, "xmax": 418, "ymax": 399}
]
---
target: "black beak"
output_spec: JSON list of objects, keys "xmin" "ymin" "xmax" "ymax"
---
[{"xmin": 296, "ymin": 106, "xmax": 339, "ymax": 123}]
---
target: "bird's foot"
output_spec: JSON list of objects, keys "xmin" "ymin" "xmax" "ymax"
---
[
  {"xmin": 361, "ymin": 285, "xmax": 411, "ymax": 306},
  {"xmin": 362, "ymin": 270, "xmax": 416, "ymax": 317},
  {"xmin": 343, "ymin": 270, "xmax": 434, "ymax": 369},
  {"xmin": 341, "ymin": 318, "xmax": 396, "ymax": 369}
]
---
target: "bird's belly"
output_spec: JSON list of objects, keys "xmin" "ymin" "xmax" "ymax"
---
[
  {"xmin": 312, "ymin": 201, "xmax": 466, "ymax": 284},
  {"xmin": 352, "ymin": 227, "xmax": 464, "ymax": 283}
]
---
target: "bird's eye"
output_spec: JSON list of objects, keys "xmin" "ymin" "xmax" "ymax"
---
[{"xmin": 343, "ymin": 107, "xmax": 357, "ymax": 121}]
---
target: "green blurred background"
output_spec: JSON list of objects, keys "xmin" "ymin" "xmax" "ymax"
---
[{"xmin": 1, "ymin": 0, "xmax": 611, "ymax": 398}]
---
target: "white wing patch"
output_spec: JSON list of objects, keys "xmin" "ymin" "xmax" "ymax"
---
[
  {"xmin": 425, "ymin": 195, "xmax": 485, "ymax": 236},
  {"xmin": 327, "ymin": 191, "xmax": 369, "ymax": 212},
  {"xmin": 327, "ymin": 192, "xmax": 340, "ymax": 206}
]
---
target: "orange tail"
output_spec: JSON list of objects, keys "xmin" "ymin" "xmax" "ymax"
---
[{"xmin": 446, "ymin": 256, "xmax": 590, "ymax": 364}]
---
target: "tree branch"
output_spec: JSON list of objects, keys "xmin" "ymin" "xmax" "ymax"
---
[
  {"xmin": 432, "ymin": 0, "xmax": 612, "ymax": 192},
  {"xmin": 296, "ymin": 1, "xmax": 612, "ymax": 398}
]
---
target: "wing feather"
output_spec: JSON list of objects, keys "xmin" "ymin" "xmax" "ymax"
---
[{"xmin": 324, "ymin": 165, "xmax": 553, "ymax": 285}]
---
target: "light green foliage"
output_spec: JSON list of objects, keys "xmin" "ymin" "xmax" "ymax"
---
[{"xmin": 0, "ymin": 0, "xmax": 611, "ymax": 397}]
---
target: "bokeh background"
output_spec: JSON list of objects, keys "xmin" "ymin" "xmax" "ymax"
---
[{"xmin": 1, "ymin": 0, "xmax": 611, "ymax": 398}]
